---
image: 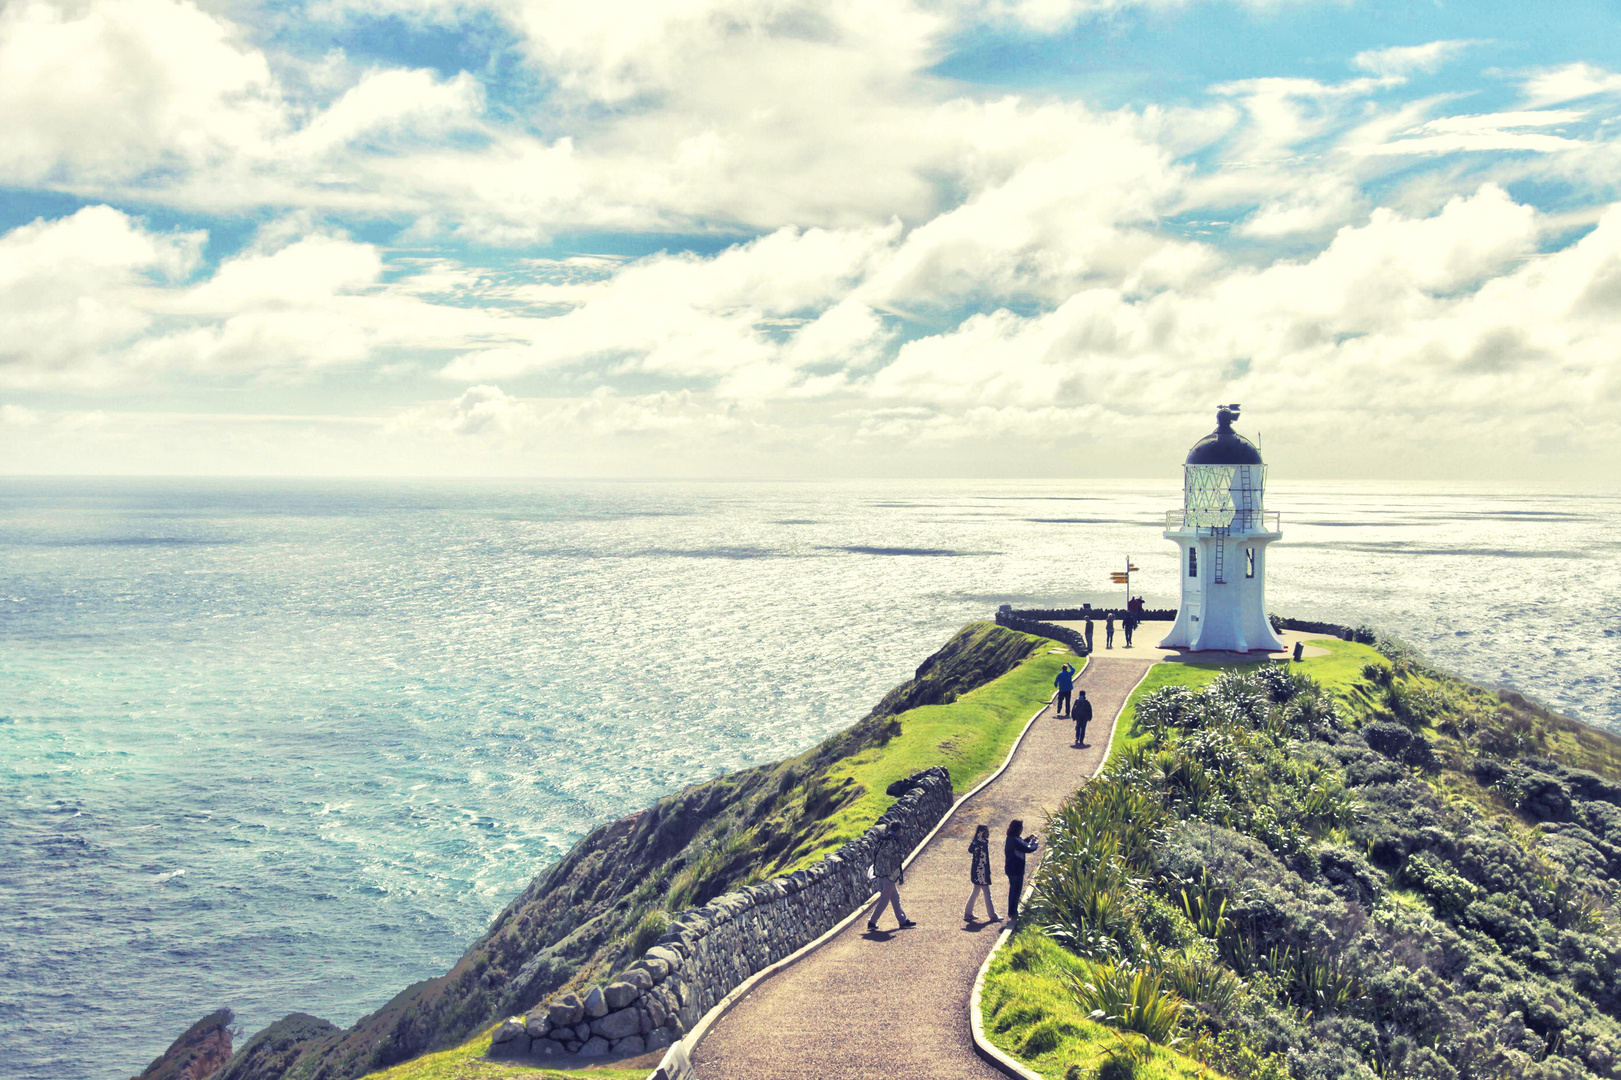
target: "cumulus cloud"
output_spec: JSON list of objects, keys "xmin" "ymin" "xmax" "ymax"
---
[
  {"xmin": 0, "ymin": 206, "xmax": 203, "ymax": 385},
  {"xmin": 0, "ymin": 0, "xmax": 283, "ymax": 184},
  {"xmin": 441, "ymin": 223, "xmax": 900, "ymax": 381}
]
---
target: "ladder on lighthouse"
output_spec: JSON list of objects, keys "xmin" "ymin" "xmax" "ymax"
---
[{"xmin": 1210, "ymin": 525, "xmax": 1229, "ymax": 584}]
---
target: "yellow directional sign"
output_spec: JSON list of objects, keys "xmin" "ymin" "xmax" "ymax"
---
[{"xmin": 1109, "ymin": 573, "xmax": 1130, "ymax": 582}]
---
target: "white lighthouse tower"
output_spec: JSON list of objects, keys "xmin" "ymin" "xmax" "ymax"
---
[{"xmin": 1158, "ymin": 405, "xmax": 1286, "ymax": 653}]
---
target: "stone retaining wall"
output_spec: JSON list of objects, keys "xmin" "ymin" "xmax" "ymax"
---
[
  {"xmin": 994, "ymin": 612, "xmax": 1090, "ymax": 655},
  {"xmin": 488, "ymin": 766, "xmax": 954, "ymax": 1063}
]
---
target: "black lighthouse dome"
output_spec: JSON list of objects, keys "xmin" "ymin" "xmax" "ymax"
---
[{"xmin": 1185, "ymin": 405, "xmax": 1263, "ymax": 465}]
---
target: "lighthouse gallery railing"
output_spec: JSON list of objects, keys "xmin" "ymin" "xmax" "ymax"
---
[{"xmin": 1164, "ymin": 509, "xmax": 1281, "ymax": 533}]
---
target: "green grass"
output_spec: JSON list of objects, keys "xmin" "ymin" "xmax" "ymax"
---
[
  {"xmin": 1293, "ymin": 638, "xmax": 1387, "ymax": 696},
  {"xmin": 981, "ymin": 928, "xmax": 1226, "ymax": 1080},
  {"xmin": 358, "ymin": 1024, "xmax": 648, "ymax": 1080},
  {"xmin": 780, "ymin": 640, "xmax": 1080, "ymax": 872}
]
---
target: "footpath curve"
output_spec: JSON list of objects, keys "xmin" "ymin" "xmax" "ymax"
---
[{"xmin": 687, "ymin": 655, "xmax": 1153, "ymax": 1080}]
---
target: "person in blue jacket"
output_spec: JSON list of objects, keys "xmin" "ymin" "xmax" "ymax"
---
[{"xmin": 1052, "ymin": 663, "xmax": 1075, "ymax": 718}]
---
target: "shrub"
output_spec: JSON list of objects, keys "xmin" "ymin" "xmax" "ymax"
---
[
  {"xmin": 1362, "ymin": 662, "xmax": 1394, "ymax": 687},
  {"xmin": 1137, "ymin": 892, "xmax": 1202, "ymax": 951},
  {"xmin": 1066, "ymin": 960, "xmax": 1186, "ymax": 1043},
  {"xmin": 1136, "ymin": 685, "xmax": 1201, "ymax": 742},
  {"xmin": 1363, "ymin": 721, "xmax": 1413, "ymax": 759},
  {"xmin": 1184, "ymin": 1029, "xmax": 1291, "ymax": 1080},
  {"xmin": 1159, "ymin": 950, "xmax": 1245, "ymax": 1020}
]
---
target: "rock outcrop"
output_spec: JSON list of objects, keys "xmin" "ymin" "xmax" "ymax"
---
[
  {"xmin": 211, "ymin": 1013, "xmax": 340, "ymax": 1080},
  {"xmin": 131, "ymin": 1008, "xmax": 233, "ymax": 1080}
]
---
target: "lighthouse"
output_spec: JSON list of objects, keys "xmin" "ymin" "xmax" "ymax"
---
[{"xmin": 1158, "ymin": 405, "xmax": 1285, "ymax": 653}]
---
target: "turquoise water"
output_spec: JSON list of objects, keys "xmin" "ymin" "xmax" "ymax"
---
[{"xmin": 2, "ymin": 477, "xmax": 1616, "ymax": 1080}]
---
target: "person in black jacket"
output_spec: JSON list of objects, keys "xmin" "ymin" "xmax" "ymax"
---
[
  {"xmin": 963, "ymin": 824, "xmax": 998, "ymax": 923},
  {"xmin": 1072, "ymin": 689, "xmax": 1093, "ymax": 747},
  {"xmin": 1004, "ymin": 819, "xmax": 1039, "ymax": 920}
]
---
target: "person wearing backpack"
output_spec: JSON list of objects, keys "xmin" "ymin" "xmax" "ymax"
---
[{"xmin": 866, "ymin": 823, "xmax": 915, "ymax": 931}]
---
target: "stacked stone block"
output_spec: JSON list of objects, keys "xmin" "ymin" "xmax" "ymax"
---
[{"xmin": 489, "ymin": 766, "xmax": 953, "ymax": 1061}]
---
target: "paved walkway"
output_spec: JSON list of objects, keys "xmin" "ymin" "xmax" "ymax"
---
[{"xmin": 689, "ymin": 655, "xmax": 1154, "ymax": 1080}]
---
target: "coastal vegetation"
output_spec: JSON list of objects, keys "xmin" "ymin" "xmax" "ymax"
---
[
  {"xmin": 209, "ymin": 621, "xmax": 1072, "ymax": 1080},
  {"xmin": 983, "ymin": 639, "xmax": 1621, "ymax": 1080}
]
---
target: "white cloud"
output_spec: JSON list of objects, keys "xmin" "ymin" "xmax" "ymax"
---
[
  {"xmin": 1236, "ymin": 176, "xmax": 1362, "ymax": 238},
  {"xmin": 0, "ymin": 0, "xmax": 283, "ymax": 184},
  {"xmin": 441, "ymin": 223, "xmax": 900, "ymax": 381},
  {"xmin": 1521, "ymin": 62, "xmax": 1621, "ymax": 108},
  {"xmin": 1351, "ymin": 40, "xmax": 1477, "ymax": 80},
  {"xmin": 287, "ymin": 68, "xmax": 486, "ymax": 158},
  {"xmin": 5, "ymin": 0, "xmax": 1621, "ymax": 478},
  {"xmin": 0, "ymin": 209, "xmax": 537, "ymax": 386},
  {"xmin": 0, "ymin": 206, "xmax": 203, "ymax": 385}
]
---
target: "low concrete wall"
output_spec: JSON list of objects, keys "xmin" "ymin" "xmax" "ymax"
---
[{"xmin": 488, "ymin": 766, "xmax": 954, "ymax": 1063}]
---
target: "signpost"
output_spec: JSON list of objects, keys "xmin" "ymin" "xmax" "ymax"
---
[{"xmin": 1109, "ymin": 558, "xmax": 1140, "ymax": 610}]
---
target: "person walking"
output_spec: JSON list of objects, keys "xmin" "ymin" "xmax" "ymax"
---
[
  {"xmin": 1004, "ymin": 820, "xmax": 1039, "ymax": 920},
  {"xmin": 963, "ymin": 824, "xmax": 998, "ymax": 923},
  {"xmin": 1084, "ymin": 617, "xmax": 1095, "ymax": 653},
  {"xmin": 1105, "ymin": 614, "xmax": 1115, "ymax": 649},
  {"xmin": 1072, "ymin": 689, "xmax": 1093, "ymax": 747},
  {"xmin": 1123, "ymin": 614, "xmax": 1135, "ymax": 648},
  {"xmin": 1052, "ymin": 663, "xmax": 1075, "ymax": 718},
  {"xmin": 866, "ymin": 823, "xmax": 915, "ymax": 931}
]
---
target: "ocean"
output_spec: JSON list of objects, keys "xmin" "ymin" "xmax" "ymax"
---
[{"xmin": 2, "ymin": 476, "xmax": 1616, "ymax": 1080}]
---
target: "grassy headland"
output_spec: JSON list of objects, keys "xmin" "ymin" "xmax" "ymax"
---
[
  {"xmin": 214, "ymin": 621, "xmax": 1073, "ymax": 1080},
  {"xmin": 986, "ymin": 637, "xmax": 1621, "ymax": 1080}
]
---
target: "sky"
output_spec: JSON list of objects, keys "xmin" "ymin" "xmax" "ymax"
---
[{"xmin": 3, "ymin": 0, "xmax": 1621, "ymax": 478}]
